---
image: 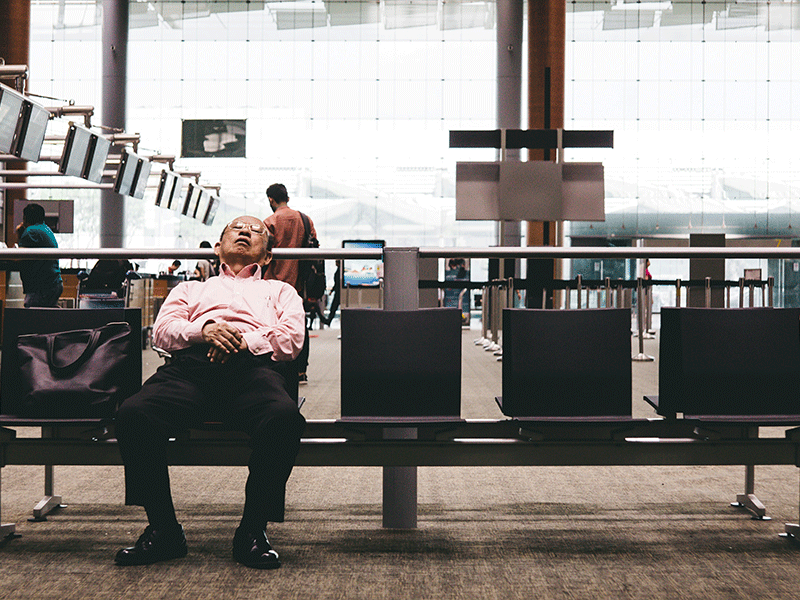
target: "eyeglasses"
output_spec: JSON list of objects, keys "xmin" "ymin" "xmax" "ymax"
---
[{"xmin": 227, "ymin": 222, "xmax": 265, "ymax": 234}]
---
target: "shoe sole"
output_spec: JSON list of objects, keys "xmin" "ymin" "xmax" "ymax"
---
[{"xmin": 115, "ymin": 547, "xmax": 188, "ymax": 566}]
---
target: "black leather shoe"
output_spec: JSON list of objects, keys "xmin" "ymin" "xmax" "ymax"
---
[
  {"xmin": 232, "ymin": 528, "xmax": 281, "ymax": 569},
  {"xmin": 115, "ymin": 525, "xmax": 188, "ymax": 566}
]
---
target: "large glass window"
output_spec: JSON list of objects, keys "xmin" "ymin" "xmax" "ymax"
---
[
  {"xmin": 566, "ymin": 0, "xmax": 800, "ymax": 241},
  {"xmin": 27, "ymin": 0, "xmax": 501, "ymax": 272}
]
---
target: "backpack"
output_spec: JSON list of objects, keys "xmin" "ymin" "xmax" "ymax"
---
[{"xmin": 298, "ymin": 212, "xmax": 326, "ymax": 301}]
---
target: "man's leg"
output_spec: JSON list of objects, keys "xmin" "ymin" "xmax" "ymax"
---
[
  {"xmin": 224, "ymin": 354, "xmax": 306, "ymax": 568},
  {"xmin": 114, "ymin": 357, "xmax": 210, "ymax": 565}
]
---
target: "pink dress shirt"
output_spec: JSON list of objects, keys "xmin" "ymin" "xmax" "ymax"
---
[{"xmin": 152, "ymin": 263, "xmax": 305, "ymax": 361}]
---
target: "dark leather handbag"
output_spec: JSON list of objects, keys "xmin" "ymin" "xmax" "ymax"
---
[{"xmin": 17, "ymin": 321, "xmax": 134, "ymax": 419}]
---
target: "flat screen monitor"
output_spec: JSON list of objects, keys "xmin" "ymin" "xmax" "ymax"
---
[
  {"xmin": 155, "ymin": 170, "xmax": 170, "ymax": 207},
  {"xmin": 60, "ymin": 123, "xmax": 110, "ymax": 182},
  {"xmin": 59, "ymin": 124, "xmax": 92, "ymax": 178},
  {"xmin": 191, "ymin": 189, "xmax": 206, "ymax": 218},
  {"xmin": 0, "ymin": 84, "xmax": 49, "ymax": 161},
  {"xmin": 181, "ymin": 119, "xmax": 246, "ymax": 158},
  {"xmin": 0, "ymin": 84, "xmax": 23, "ymax": 154},
  {"xmin": 16, "ymin": 101, "xmax": 50, "ymax": 162},
  {"xmin": 114, "ymin": 148, "xmax": 150, "ymax": 198},
  {"xmin": 342, "ymin": 240, "xmax": 384, "ymax": 287},
  {"xmin": 155, "ymin": 170, "xmax": 182, "ymax": 208},
  {"xmin": 183, "ymin": 182, "xmax": 204, "ymax": 215},
  {"xmin": 85, "ymin": 134, "xmax": 111, "ymax": 183},
  {"xmin": 202, "ymin": 195, "xmax": 220, "ymax": 225},
  {"xmin": 131, "ymin": 158, "xmax": 152, "ymax": 199}
]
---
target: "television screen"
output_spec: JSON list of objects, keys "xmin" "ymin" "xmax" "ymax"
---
[
  {"xmin": 16, "ymin": 102, "xmax": 50, "ymax": 162},
  {"xmin": 191, "ymin": 189, "xmax": 206, "ymax": 218},
  {"xmin": 156, "ymin": 170, "xmax": 182, "ymax": 208},
  {"xmin": 342, "ymin": 240, "xmax": 384, "ymax": 287},
  {"xmin": 85, "ymin": 134, "xmax": 111, "ymax": 183},
  {"xmin": 59, "ymin": 124, "xmax": 92, "ymax": 178},
  {"xmin": 183, "ymin": 182, "xmax": 203, "ymax": 215},
  {"xmin": 131, "ymin": 158, "xmax": 152, "ymax": 199},
  {"xmin": 114, "ymin": 150, "xmax": 137, "ymax": 196},
  {"xmin": 0, "ymin": 84, "xmax": 23, "ymax": 154},
  {"xmin": 202, "ymin": 195, "xmax": 220, "ymax": 225},
  {"xmin": 181, "ymin": 119, "xmax": 246, "ymax": 158}
]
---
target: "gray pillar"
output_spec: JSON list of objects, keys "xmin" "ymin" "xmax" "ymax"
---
[
  {"xmin": 383, "ymin": 248, "xmax": 420, "ymax": 311},
  {"xmin": 382, "ymin": 248, "xmax": 419, "ymax": 528},
  {"xmin": 689, "ymin": 233, "xmax": 725, "ymax": 308},
  {"xmin": 497, "ymin": 0, "xmax": 523, "ymax": 270},
  {"xmin": 100, "ymin": 0, "xmax": 128, "ymax": 247}
]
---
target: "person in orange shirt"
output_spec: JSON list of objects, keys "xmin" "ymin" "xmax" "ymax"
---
[{"xmin": 263, "ymin": 183, "xmax": 317, "ymax": 383}]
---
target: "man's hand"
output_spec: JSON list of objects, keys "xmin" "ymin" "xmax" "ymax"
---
[{"xmin": 201, "ymin": 321, "xmax": 248, "ymax": 363}]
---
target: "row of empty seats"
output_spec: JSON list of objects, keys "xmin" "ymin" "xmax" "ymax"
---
[{"xmin": 340, "ymin": 306, "xmax": 800, "ymax": 421}]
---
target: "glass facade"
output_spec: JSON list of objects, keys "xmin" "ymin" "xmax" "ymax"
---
[{"xmin": 27, "ymin": 0, "xmax": 501, "ymax": 276}]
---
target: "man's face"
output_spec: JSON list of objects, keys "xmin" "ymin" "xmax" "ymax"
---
[{"xmin": 216, "ymin": 216, "xmax": 270, "ymax": 266}]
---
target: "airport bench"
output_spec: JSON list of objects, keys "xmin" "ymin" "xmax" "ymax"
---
[
  {"xmin": 4, "ymin": 416, "xmax": 800, "ymax": 540},
  {"xmin": 4, "ymin": 306, "xmax": 800, "ymax": 546}
]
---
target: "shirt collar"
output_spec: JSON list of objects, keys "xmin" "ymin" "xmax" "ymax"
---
[{"xmin": 219, "ymin": 262, "xmax": 262, "ymax": 280}]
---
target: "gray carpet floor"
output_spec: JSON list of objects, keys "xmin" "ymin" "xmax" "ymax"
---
[{"xmin": 2, "ymin": 324, "xmax": 799, "ymax": 599}]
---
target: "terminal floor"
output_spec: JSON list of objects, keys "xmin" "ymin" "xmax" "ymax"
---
[{"xmin": 2, "ymin": 325, "xmax": 800, "ymax": 599}]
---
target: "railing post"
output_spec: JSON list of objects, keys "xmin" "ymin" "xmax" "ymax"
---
[
  {"xmin": 705, "ymin": 277, "xmax": 712, "ymax": 308},
  {"xmin": 381, "ymin": 248, "xmax": 419, "ymax": 529},
  {"xmin": 675, "ymin": 278, "xmax": 681, "ymax": 307},
  {"xmin": 576, "ymin": 274, "xmax": 582, "ymax": 309}
]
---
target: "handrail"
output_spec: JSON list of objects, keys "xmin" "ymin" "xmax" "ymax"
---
[{"xmin": 1, "ymin": 246, "xmax": 800, "ymax": 261}]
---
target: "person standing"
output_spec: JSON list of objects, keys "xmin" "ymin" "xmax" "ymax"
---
[
  {"xmin": 193, "ymin": 241, "xmax": 217, "ymax": 281},
  {"xmin": 114, "ymin": 216, "xmax": 306, "ymax": 569},
  {"xmin": 263, "ymin": 183, "xmax": 317, "ymax": 384},
  {"xmin": 15, "ymin": 203, "xmax": 63, "ymax": 308},
  {"xmin": 323, "ymin": 264, "xmax": 341, "ymax": 326}
]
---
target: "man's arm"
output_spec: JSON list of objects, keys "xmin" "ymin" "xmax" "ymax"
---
[
  {"xmin": 241, "ymin": 282, "xmax": 305, "ymax": 361},
  {"xmin": 151, "ymin": 282, "xmax": 206, "ymax": 351}
]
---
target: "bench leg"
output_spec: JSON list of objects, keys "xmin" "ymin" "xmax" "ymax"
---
[
  {"xmin": 782, "ymin": 470, "xmax": 800, "ymax": 542},
  {"xmin": 29, "ymin": 465, "xmax": 65, "ymax": 522},
  {"xmin": 732, "ymin": 464, "xmax": 770, "ymax": 520},
  {"xmin": 1, "ymin": 469, "xmax": 19, "ymax": 539},
  {"xmin": 382, "ymin": 427, "xmax": 417, "ymax": 529}
]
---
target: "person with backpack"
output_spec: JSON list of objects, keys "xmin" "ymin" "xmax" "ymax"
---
[{"xmin": 263, "ymin": 183, "xmax": 321, "ymax": 384}]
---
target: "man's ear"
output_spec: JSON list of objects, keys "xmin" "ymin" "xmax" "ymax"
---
[
  {"xmin": 214, "ymin": 241, "xmax": 222, "ymax": 257},
  {"xmin": 262, "ymin": 252, "xmax": 273, "ymax": 267}
]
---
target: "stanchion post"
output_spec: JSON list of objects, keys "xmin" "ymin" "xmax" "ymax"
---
[
  {"xmin": 768, "ymin": 276, "xmax": 774, "ymax": 307},
  {"xmin": 605, "ymin": 277, "xmax": 611, "ymax": 308},
  {"xmin": 576, "ymin": 274, "xmax": 582, "ymax": 309},
  {"xmin": 676, "ymin": 278, "xmax": 681, "ymax": 307},
  {"xmin": 705, "ymin": 277, "xmax": 711, "ymax": 308},
  {"xmin": 738, "ymin": 277, "xmax": 745, "ymax": 309},
  {"xmin": 632, "ymin": 276, "xmax": 654, "ymax": 362}
]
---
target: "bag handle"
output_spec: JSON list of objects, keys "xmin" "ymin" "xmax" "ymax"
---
[
  {"xmin": 45, "ymin": 322, "xmax": 128, "ymax": 372},
  {"xmin": 46, "ymin": 329, "xmax": 102, "ymax": 371}
]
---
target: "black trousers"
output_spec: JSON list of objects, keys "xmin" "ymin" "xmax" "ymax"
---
[{"xmin": 115, "ymin": 346, "xmax": 306, "ymax": 524}]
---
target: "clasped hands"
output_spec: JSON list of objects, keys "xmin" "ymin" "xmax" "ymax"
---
[{"xmin": 201, "ymin": 321, "xmax": 248, "ymax": 363}]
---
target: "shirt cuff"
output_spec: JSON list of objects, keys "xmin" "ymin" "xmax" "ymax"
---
[{"xmin": 242, "ymin": 330, "xmax": 272, "ymax": 356}]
